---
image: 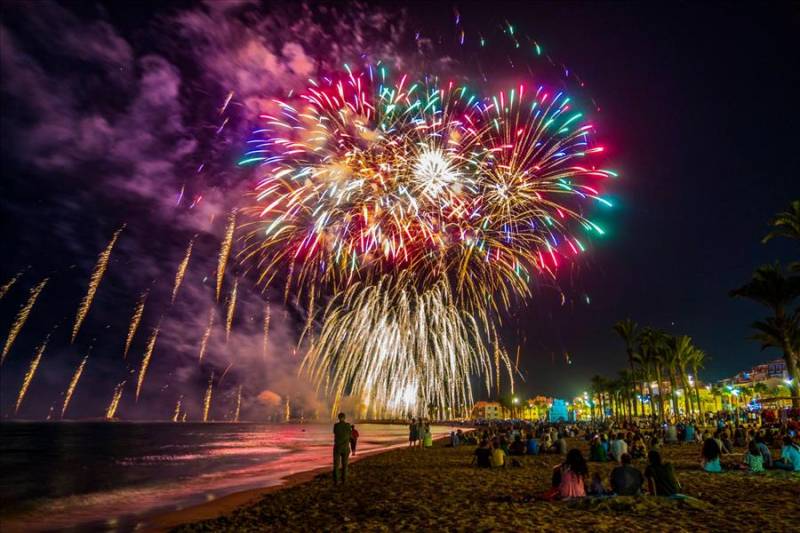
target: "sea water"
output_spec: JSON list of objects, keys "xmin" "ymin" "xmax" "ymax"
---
[{"xmin": 0, "ymin": 422, "xmax": 453, "ymax": 531}]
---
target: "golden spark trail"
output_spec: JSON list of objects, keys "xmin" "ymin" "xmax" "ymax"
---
[
  {"xmin": 216, "ymin": 210, "xmax": 236, "ymax": 302},
  {"xmin": 0, "ymin": 270, "xmax": 25, "ymax": 300},
  {"xmin": 171, "ymin": 238, "xmax": 194, "ymax": 304},
  {"xmin": 262, "ymin": 304, "xmax": 271, "ymax": 360},
  {"xmin": 218, "ymin": 361, "xmax": 234, "ymax": 387},
  {"xmin": 61, "ymin": 354, "xmax": 88, "ymax": 419},
  {"xmin": 106, "ymin": 381, "xmax": 125, "ymax": 420},
  {"xmin": 202, "ymin": 372, "xmax": 214, "ymax": 422},
  {"xmin": 124, "ymin": 290, "xmax": 148, "ymax": 359},
  {"xmin": 173, "ymin": 396, "xmax": 183, "ymax": 422},
  {"xmin": 135, "ymin": 321, "xmax": 161, "ymax": 402},
  {"xmin": 71, "ymin": 225, "xmax": 125, "ymax": 343},
  {"xmin": 1, "ymin": 277, "xmax": 48, "ymax": 364},
  {"xmin": 234, "ymin": 385, "xmax": 242, "ymax": 422},
  {"xmin": 225, "ymin": 279, "xmax": 238, "ymax": 342},
  {"xmin": 198, "ymin": 308, "xmax": 215, "ymax": 364},
  {"xmin": 15, "ymin": 338, "xmax": 48, "ymax": 414}
]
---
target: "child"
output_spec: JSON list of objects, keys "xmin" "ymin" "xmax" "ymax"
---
[{"xmin": 742, "ymin": 440, "xmax": 764, "ymax": 473}]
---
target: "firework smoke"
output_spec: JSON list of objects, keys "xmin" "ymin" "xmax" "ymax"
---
[
  {"xmin": 225, "ymin": 278, "xmax": 238, "ymax": 343},
  {"xmin": 71, "ymin": 225, "xmax": 125, "ymax": 343},
  {"xmin": 216, "ymin": 210, "xmax": 236, "ymax": 302},
  {"xmin": 135, "ymin": 321, "xmax": 161, "ymax": 401},
  {"xmin": 15, "ymin": 337, "xmax": 48, "ymax": 414},
  {"xmin": 61, "ymin": 354, "xmax": 88, "ymax": 419},
  {"xmin": 123, "ymin": 290, "xmax": 148, "ymax": 359},
  {"xmin": 202, "ymin": 372, "xmax": 214, "ymax": 422},
  {"xmin": 171, "ymin": 237, "xmax": 194, "ymax": 304},
  {"xmin": 105, "ymin": 381, "xmax": 125, "ymax": 420},
  {"xmin": 1, "ymin": 277, "xmax": 48, "ymax": 365},
  {"xmin": 198, "ymin": 307, "xmax": 215, "ymax": 364}
]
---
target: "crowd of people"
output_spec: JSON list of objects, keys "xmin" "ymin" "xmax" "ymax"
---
[{"xmin": 461, "ymin": 416, "xmax": 800, "ymax": 500}]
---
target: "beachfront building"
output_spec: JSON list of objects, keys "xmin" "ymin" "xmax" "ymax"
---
[{"xmin": 471, "ymin": 401, "xmax": 502, "ymax": 420}]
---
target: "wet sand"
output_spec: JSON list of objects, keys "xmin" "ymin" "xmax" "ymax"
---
[{"xmin": 168, "ymin": 436, "xmax": 799, "ymax": 532}]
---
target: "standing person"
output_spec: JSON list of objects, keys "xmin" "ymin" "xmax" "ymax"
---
[
  {"xmin": 333, "ymin": 412, "xmax": 352, "ymax": 484},
  {"xmin": 350, "ymin": 424, "xmax": 359, "ymax": 456},
  {"xmin": 408, "ymin": 418, "xmax": 418, "ymax": 448},
  {"xmin": 422, "ymin": 422, "xmax": 433, "ymax": 448}
]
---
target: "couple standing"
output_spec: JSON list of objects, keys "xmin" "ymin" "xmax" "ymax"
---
[{"xmin": 409, "ymin": 418, "xmax": 432, "ymax": 447}]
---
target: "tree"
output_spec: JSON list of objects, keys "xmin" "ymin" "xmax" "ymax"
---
[
  {"xmin": 613, "ymin": 319, "xmax": 640, "ymax": 418},
  {"xmin": 688, "ymin": 348, "xmax": 707, "ymax": 422},
  {"xmin": 668, "ymin": 335, "xmax": 694, "ymax": 417},
  {"xmin": 639, "ymin": 328, "xmax": 669, "ymax": 422},
  {"xmin": 763, "ymin": 199, "xmax": 800, "ymax": 272},
  {"xmin": 731, "ymin": 263, "xmax": 800, "ymax": 408},
  {"xmin": 590, "ymin": 375, "xmax": 607, "ymax": 420}
]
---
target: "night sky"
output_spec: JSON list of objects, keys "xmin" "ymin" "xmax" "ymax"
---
[{"xmin": 1, "ymin": 1, "xmax": 798, "ymax": 419}]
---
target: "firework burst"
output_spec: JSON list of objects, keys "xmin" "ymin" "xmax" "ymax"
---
[
  {"xmin": 123, "ymin": 290, "xmax": 148, "ymax": 359},
  {"xmin": 198, "ymin": 307, "xmax": 215, "ymax": 364},
  {"xmin": 135, "ymin": 320, "xmax": 161, "ymax": 402},
  {"xmin": 234, "ymin": 385, "xmax": 242, "ymax": 422},
  {"xmin": 15, "ymin": 337, "xmax": 49, "ymax": 414},
  {"xmin": 202, "ymin": 372, "xmax": 214, "ymax": 422},
  {"xmin": 225, "ymin": 278, "xmax": 238, "ymax": 343},
  {"xmin": 171, "ymin": 237, "xmax": 195, "ymax": 304},
  {"xmin": 71, "ymin": 225, "xmax": 125, "ymax": 343},
  {"xmin": 216, "ymin": 210, "xmax": 236, "ymax": 302},
  {"xmin": 262, "ymin": 303, "xmax": 271, "ymax": 360},
  {"xmin": 1, "ymin": 277, "xmax": 48, "ymax": 365},
  {"xmin": 0, "ymin": 269, "xmax": 25, "ymax": 300},
  {"xmin": 105, "ymin": 381, "xmax": 125, "ymax": 420}
]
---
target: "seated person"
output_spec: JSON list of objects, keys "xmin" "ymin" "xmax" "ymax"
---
[
  {"xmin": 473, "ymin": 439, "xmax": 492, "ymax": 468},
  {"xmin": 644, "ymin": 450, "xmax": 681, "ymax": 496},
  {"xmin": 551, "ymin": 449, "xmax": 588, "ymax": 499},
  {"xmin": 610, "ymin": 453, "xmax": 645, "ymax": 495},
  {"xmin": 609, "ymin": 432, "xmax": 628, "ymax": 463},
  {"xmin": 587, "ymin": 472, "xmax": 608, "ymax": 496},
  {"xmin": 701, "ymin": 438, "xmax": 723, "ymax": 472},
  {"xmin": 773, "ymin": 436, "xmax": 800, "ymax": 472},
  {"xmin": 490, "ymin": 439, "xmax": 507, "ymax": 468},
  {"xmin": 589, "ymin": 436, "xmax": 608, "ymax": 462},
  {"xmin": 742, "ymin": 440, "xmax": 764, "ymax": 473},
  {"xmin": 553, "ymin": 434, "xmax": 568, "ymax": 455},
  {"xmin": 754, "ymin": 435, "xmax": 773, "ymax": 469},
  {"xmin": 526, "ymin": 434, "xmax": 540, "ymax": 455},
  {"xmin": 684, "ymin": 423, "xmax": 695, "ymax": 443},
  {"xmin": 509, "ymin": 434, "xmax": 526, "ymax": 456},
  {"xmin": 630, "ymin": 435, "xmax": 648, "ymax": 459}
]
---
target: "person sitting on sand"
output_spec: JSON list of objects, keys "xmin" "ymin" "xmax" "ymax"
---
[
  {"xmin": 552, "ymin": 449, "xmax": 589, "ymax": 499},
  {"xmin": 665, "ymin": 422, "xmax": 678, "ymax": 444},
  {"xmin": 490, "ymin": 438, "xmax": 507, "ymax": 468},
  {"xmin": 350, "ymin": 424, "xmax": 359, "ymax": 456},
  {"xmin": 754, "ymin": 435, "xmax": 773, "ymax": 469},
  {"xmin": 589, "ymin": 436, "xmax": 607, "ymax": 462},
  {"xmin": 611, "ymin": 453, "xmax": 644, "ymax": 496},
  {"xmin": 609, "ymin": 432, "xmax": 628, "ymax": 463},
  {"xmin": 473, "ymin": 439, "xmax": 492, "ymax": 468},
  {"xmin": 542, "ymin": 432, "xmax": 553, "ymax": 452},
  {"xmin": 601, "ymin": 433, "xmax": 611, "ymax": 454},
  {"xmin": 587, "ymin": 472, "xmax": 609, "ymax": 496},
  {"xmin": 553, "ymin": 433, "xmax": 568, "ymax": 455},
  {"xmin": 733, "ymin": 425, "xmax": 747, "ymax": 448},
  {"xmin": 720, "ymin": 431, "xmax": 734, "ymax": 454},
  {"xmin": 333, "ymin": 412, "xmax": 352, "ymax": 484},
  {"xmin": 742, "ymin": 440, "xmax": 764, "ymax": 473},
  {"xmin": 701, "ymin": 438, "xmax": 723, "ymax": 472},
  {"xmin": 684, "ymin": 422, "xmax": 695, "ymax": 444},
  {"xmin": 644, "ymin": 450, "xmax": 681, "ymax": 496},
  {"xmin": 630, "ymin": 434, "xmax": 647, "ymax": 460},
  {"xmin": 509, "ymin": 434, "xmax": 526, "ymax": 456},
  {"xmin": 526, "ymin": 433, "xmax": 539, "ymax": 455},
  {"xmin": 773, "ymin": 436, "xmax": 800, "ymax": 471}
]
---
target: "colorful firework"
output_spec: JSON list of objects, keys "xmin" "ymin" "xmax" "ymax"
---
[
  {"xmin": 61, "ymin": 354, "xmax": 88, "ymax": 419},
  {"xmin": 105, "ymin": 381, "xmax": 125, "ymax": 420},
  {"xmin": 1, "ymin": 277, "xmax": 48, "ymax": 365},
  {"xmin": 202, "ymin": 372, "xmax": 214, "ymax": 422},
  {"xmin": 239, "ymin": 65, "xmax": 611, "ymax": 415},
  {"xmin": 171, "ymin": 237, "xmax": 195, "ymax": 304},
  {"xmin": 123, "ymin": 290, "xmax": 148, "ymax": 359},
  {"xmin": 216, "ymin": 210, "xmax": 236, "ymax": 302},
  {"xmin": 198, "ymin": 307, "xmax": 215, "ymax": 364},
  {"xmin": 15, "ymin": 336, "xmax": 48, "ymax": 414},
  {"xmin": 71, "ymin": 225, "xmax": 125, "ymax": 343},
  {"xmin": 225, "ymin": 278, "xmax": 238, "ymax": 343},
  {"xmin": 135, "ymin": 320, "xmax": 161, "ymax": 402}
]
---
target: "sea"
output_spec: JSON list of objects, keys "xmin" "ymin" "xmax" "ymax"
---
[{"xmin": 0, "ymin": 421, "xmax": 455, "ymax": 532}]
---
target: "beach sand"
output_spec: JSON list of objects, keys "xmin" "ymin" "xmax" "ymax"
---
[{"xmin": 168, "ymin": 437, "xmax": 799, "ymax": 532}]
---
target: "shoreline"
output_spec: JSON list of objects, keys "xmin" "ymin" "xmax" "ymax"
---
[{"xmin": 148, "ymin": 431, "xmax": 459, "ymax": 532}]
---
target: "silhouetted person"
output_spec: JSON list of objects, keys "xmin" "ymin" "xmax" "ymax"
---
[{"xmin": 333, "ymin": 412, "xmax": 352, "ymax": 484}]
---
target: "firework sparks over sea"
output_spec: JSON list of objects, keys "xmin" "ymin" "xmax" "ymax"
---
[{"xmin": 1, "ymin": 277, "xmax": 48, "ymax": 365}]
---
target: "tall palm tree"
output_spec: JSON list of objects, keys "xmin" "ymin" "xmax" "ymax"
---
[
  {"xmin": 639, "ymin": 328, "xmax": 669, "ymax": 422},
  {"xmin": 618, "ymin": 369, "xmax": 635, "ymax": 423},
  {"xmin": 590, "ymin": 375, "xmax": 606, "ymax": 420},
  {"xmin": 731, "ymin": 263, "xmax": 800, "ymax": 408},
  {"xmin": 689, "ymin": 348, "xmax": 707, "ymax": 422},
  {"xmin": 668, "ymin": 335, "xmax": 694, "ymax": 417},
  {"xmin": 613, "ymin": 319, "xmax": 640, "ymax": 418},
  {"xmin": 763, "ymin": 200, "xmax": 800, "ymax": 272}
]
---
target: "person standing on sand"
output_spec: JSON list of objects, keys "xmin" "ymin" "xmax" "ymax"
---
[
  {"xmin": 333, "ymin": 412, "xmax": 352, "ymax": 484},
  {"xmin": 350, "ymin": 424, "xmax": 359, "ymax": 456},
  {"xmin": 409, "ymin": 418, "xmax": 418, "ymax": 447}
]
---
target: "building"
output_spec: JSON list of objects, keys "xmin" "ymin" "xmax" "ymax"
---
[
  {"xmin": 471, "ymin": 401, "xmax": 502, "ymax": 420},
  {"xmin": 724, "ymin": 358, "xmax": 789, "ymax": 388}
]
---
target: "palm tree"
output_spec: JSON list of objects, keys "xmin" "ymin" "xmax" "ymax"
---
[
  {"xmin": 590, "ymin": 375, "xmax": 606, "ymax": 420},
  {"xmin": 639, "ymin": 328, "xmax": 669, "ymax": 422},
  {"xmin": 731, "ymin": 263, "xmax": 800, "ymax": 408},
  {"xmin": 763, "ymin": 200, "xmax": 800, "ymax": 272},
  {"xmin": 688, "ymin": 348, "xmax": 707, "ymax": 422},
  {"xmin": 613, "ymin": 319, "xmax": 640, "ymax": 418},
  {"xmin": 668, "ymin": 335, "xmax": 694, "ymax": 417}
]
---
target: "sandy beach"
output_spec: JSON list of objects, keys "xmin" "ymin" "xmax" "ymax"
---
[{"xmin": 167, "ymin": 435, "xmax": 799, "ymax": 532}]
